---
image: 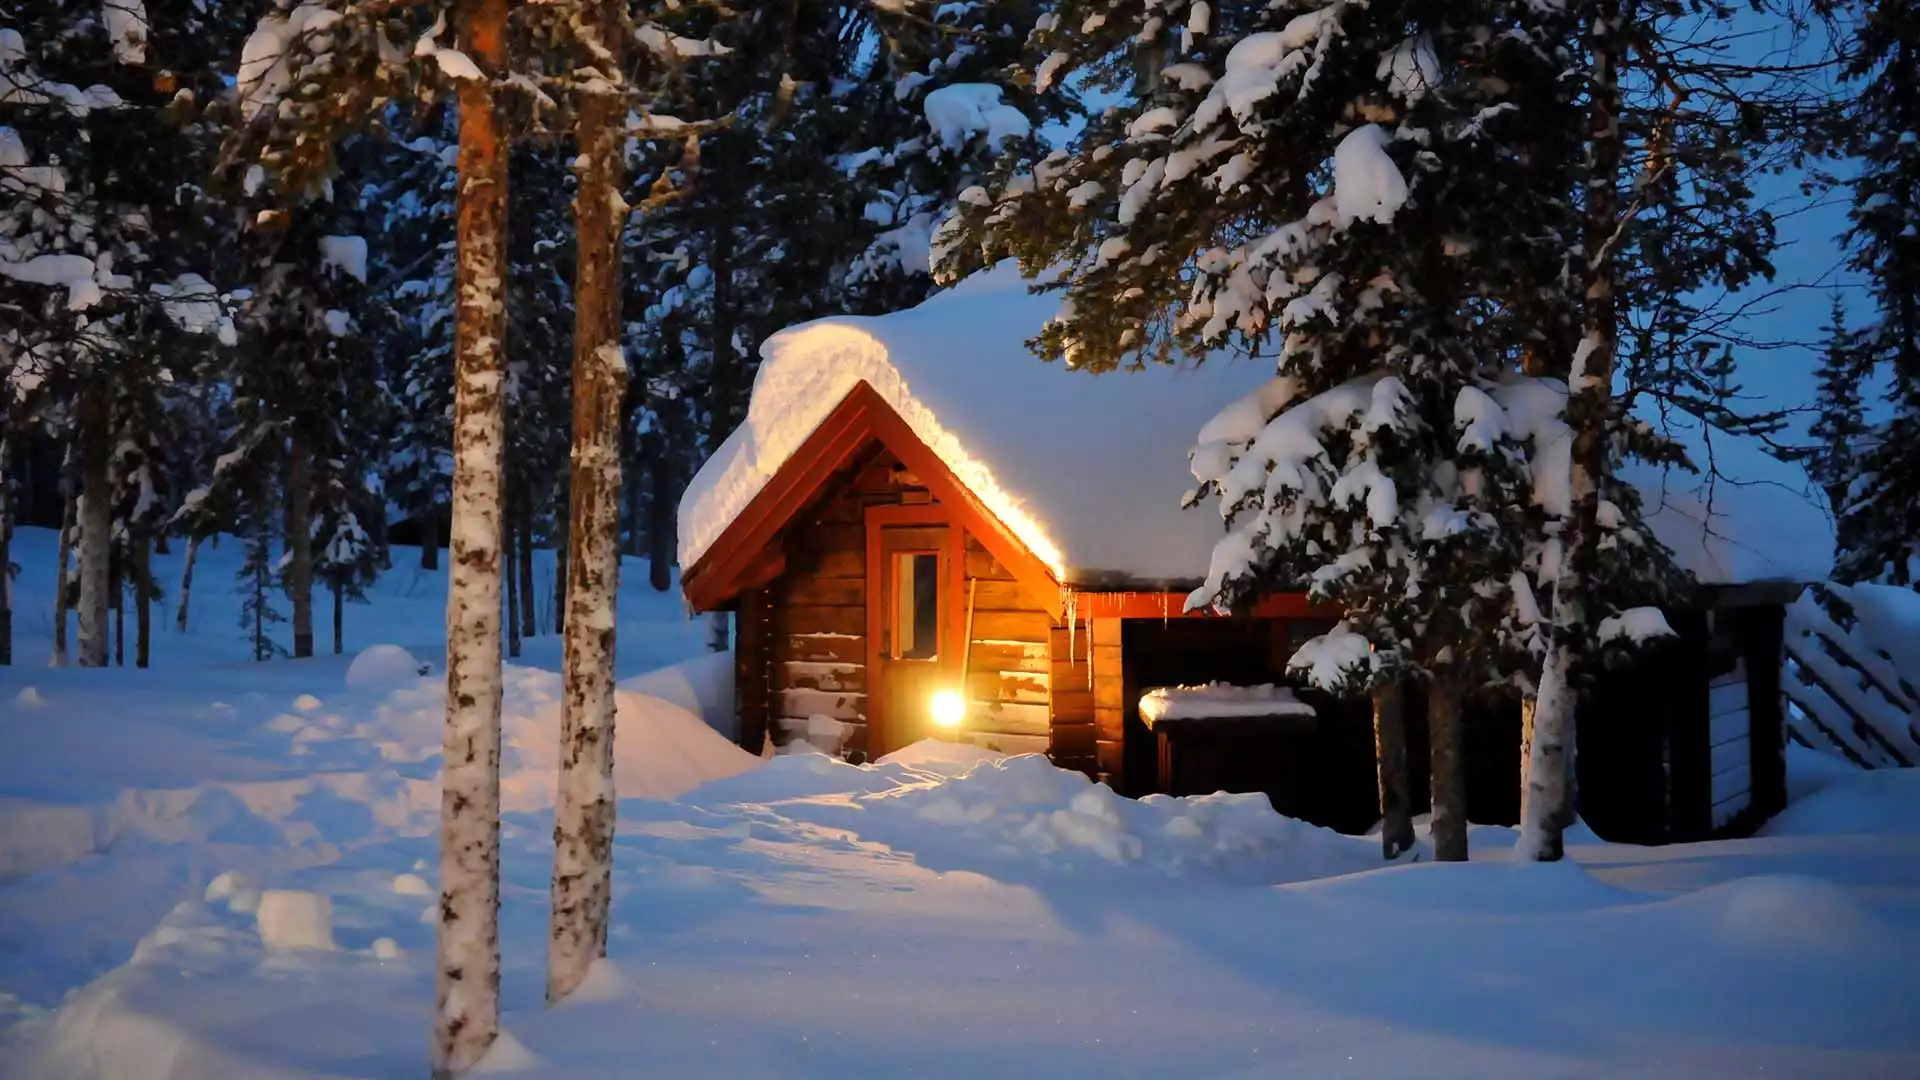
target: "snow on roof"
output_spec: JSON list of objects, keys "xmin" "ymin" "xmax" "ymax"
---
[
  {"xmin": 680, "ymin": 263, "xmax": 1833, "ymax": 590},
  {"xmin": 678, "ymin": 263, "xmax": 1273, "ymax": 586},
  {"xmin": 1618, "ymin": 404, "xmax": 1835, "ymax": 586}
]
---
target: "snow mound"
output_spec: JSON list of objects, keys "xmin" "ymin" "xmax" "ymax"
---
[
  {"xmin": 875, "ymin": 737, "xmax": 1006, "ymax": 776},
  {"xmin": 1761, "ymin": 764, "xmax": 1920, "ymax": 838},
  {"xmin": 1690, "ymin": 874, "xmax": 1884, "ymax": 954},
  {"xmin": 254, "ymin": 890, "xmax": 335, "ymax": 951},
  {"xmin": 346, "ymin": 644, "xmax": 427, "ymax": 690},
  {"xmin": 619, "ymin": 651, "xmax": 735, "ymax": 740},
  {"xmin": 496, "ymin": 672, "xmax": 762, "ymax": 808},
  {"xmin": 12, "ymin": 686, "xmax": 47, "ymax": 709},
  {"xmin": 471, "ymin": 1028, "xmax": 540, "ymax": 1074},
  {"xmin": 1290, "ymin": 857, "xmax": 1647, "ymax": 915}
]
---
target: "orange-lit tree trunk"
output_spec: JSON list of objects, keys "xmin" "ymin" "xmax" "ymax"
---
[
  {"xmin": 432, "ymin": 0, "xmax": 510, "ymax": 1071},
  {"xmin": 548, "ymin": 0, "xmax": 629, "ymax": 1005}
]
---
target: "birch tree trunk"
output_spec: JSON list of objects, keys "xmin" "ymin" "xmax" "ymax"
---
[
  {"xmin": 1373, "ymin": 681, "xmax": 1415, "ymax": 859},
  {"xmin": 286, "ymin": 430, "xmax": 314, "ymax": 658},
  {"xmin": 75, "ymin": 386, "xmax": 111, "ymax": 668},
  {"xmin": 548, "ymin": 11, "xmax": 628, "ymax": 1003},
  {"xmin": 52, "ymin": 465, "xmax": 74, "ymax": 667},
  {"xmin": 432, "ymin": 0, "xmax": 510, "ymax": 1071},
  {"xmin": 1427, "ymin": 675, "xmax": 1468, "ymax": 862},
  {"xmin": 175, "ymin": 533, "xmax": 200, "ymax": 633},
  {"xmin": 1520, "ymin": 0, "xmax": 1624, "ymax": 863}
]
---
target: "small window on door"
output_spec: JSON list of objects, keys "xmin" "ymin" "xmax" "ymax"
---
[{"xmin": 891, "ymin": 551, "xmax": 940, "ymax": 660}]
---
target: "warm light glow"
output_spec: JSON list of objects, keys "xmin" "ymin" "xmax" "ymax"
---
[{"xmin": 930, "ymin": 689, "xmax": 967, "ymax": 729}]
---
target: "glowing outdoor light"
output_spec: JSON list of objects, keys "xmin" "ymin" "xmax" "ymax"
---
[{"xmin": 930, "ymin": 689, "xmax": 967, "ymax": 729}]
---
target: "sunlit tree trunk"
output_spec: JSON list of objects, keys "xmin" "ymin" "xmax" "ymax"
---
[
  {"xmin": 549, "ymin": 2, "xmax": 628, "ymax": 1004},
  {"xmin": 1522, "ymin": 0, "xmax": 1623, "ymax": 863},
  {"xmin": 432, "ymin": 0, "xmax": 511, "ymax": 1071}
]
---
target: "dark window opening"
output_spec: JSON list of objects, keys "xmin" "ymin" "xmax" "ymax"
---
[{"xmin": 892, "ymin": 552, "xmax": 940, "ymax": 660}]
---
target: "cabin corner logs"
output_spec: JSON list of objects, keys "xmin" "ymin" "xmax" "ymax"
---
[{"xmin": 724, "ymin": 444, "xmax": 1795, "ymax": 843}]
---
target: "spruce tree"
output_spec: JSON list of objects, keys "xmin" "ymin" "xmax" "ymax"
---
[
  {"xmin": 1838, "ymin": 0, "xmax": 1920, "ymax": 586},
  {"xmin": 1803, "ymin": 293, "xmax": 1868, "ymax": 519}
]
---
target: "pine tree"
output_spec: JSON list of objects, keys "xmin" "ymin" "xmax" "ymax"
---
[
  {"xmin": 1838, "ymin": 0, "xmax": 1920, "ymax": 586},
  {"xmin": 1802, "ymin": 294, "xmax": 1867, "ymax": 518}
]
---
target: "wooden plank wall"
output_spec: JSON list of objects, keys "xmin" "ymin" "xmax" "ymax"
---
[
  {"xmin": 1049, "ymin": 621, "xmax": 1096, "ymax": 777},
  {"xmin": 765, "ymin": 453, "xmax": 911, "ymax": 760},
  {"xmin": 1092, "ymin": 619, "xmax": 1124, "ymax": 782},
  {"xmin": 960, "ymin": 536, "xmax": 1052, "ymax": 757}
]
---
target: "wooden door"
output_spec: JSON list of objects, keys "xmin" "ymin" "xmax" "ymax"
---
[{"xmin": 866, "ymin": 509, "xmax": 963, "ymax": 757}]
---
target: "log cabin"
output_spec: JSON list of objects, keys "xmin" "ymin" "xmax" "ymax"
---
[{"xmin": 678, "ymin": 265, "xmax": 1836, "ymax": 843}]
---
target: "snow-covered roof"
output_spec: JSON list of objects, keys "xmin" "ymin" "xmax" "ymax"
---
[
  {"xmin": 679, "ymin": 264, "xmax": 1273, "ymax": 586},
  {"xmin": 680, "ymin": 263, "xmax": 1833, "ymax": 590}
]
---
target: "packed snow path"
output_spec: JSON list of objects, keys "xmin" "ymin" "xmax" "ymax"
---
[{"xmin": 0, "ymin": 529, "xmax": 1918, "ymax": 1078}]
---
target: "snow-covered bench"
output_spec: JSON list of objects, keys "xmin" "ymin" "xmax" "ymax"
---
[{"xmin": 1137, "ymin": 683, "xmax": 1319, "ymax": 796}]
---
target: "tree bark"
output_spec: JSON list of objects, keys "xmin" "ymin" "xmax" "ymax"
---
[
  {"xmin": 176, "ymin": 533, "xmax": 200, "ymax": 633},
  {"xmin": 432, "ymin": 0, "xmax": 510, "ymax": 1071},
  {"xmin": 1524, "ymin": 0, "xmax": 1625, "ymax": 862},
  {"xmin": 1427, "ymin": 675, "xmax": 1468, "ymax": 862},
  {"xmin": 133, "ymin": 530, "xmax": 151, "ymax": 669},
  {"xmin": 332, "ymin": 577, "xmax": 344, "ymax": 656},
  {"xmin": 548, "ymin": 13, "xmax": 629, "ymax": 1004},
  {"xmin": 286, "ymin": 429, "xmax": 314, "ymax": 659},
  {"xmin": 75, "ymin": 386, "xmax": 111, "ymax": 668},
  {"xmin": 1519, "ymin": 649, "xmax": 1575, "ymax": 860},
  {"xmin": 1373, "ymin": 681, "xmax": 1415, "ymax": 859},
  {"xmin": 52, "ymin": 462, "xmax": 74, "ymax": 667}
]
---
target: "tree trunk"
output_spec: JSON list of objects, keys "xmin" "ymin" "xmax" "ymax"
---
[
  {"xmin": 286, "ymin": 430, "xmax": 314, "ymax": 659},
  {"xmin": 420, "ymin": 502, "xmax": 441, "ymax": 570},
  {"xmin": 1518, "ymin": 694, "xmax": 1536, "ymax": 824},
  {"xmin": 1427, "ymin": 675, "xmax": 1468, "ymax": 862},
  {"xmin": 0, "ymin": 433, "xmax": 12, "ymax": 667},
  {"xmin": 1519, "ymin": 648, "xmax": 1576, "ymax": 860},
  {"xmin": 176, "ymin": 533, "xmax": 200, "ymax": 633},
  {"xmin": 432, "ymin": 0, "xmax": 510, "ymax": 1071},
  {"xmin": 332, "ymin": 577, "xmax": 344, "ymax": 656},
  {"xmin": 133, "ymin": 530, "xmax": 151, "ymax": 669},
  {"xmin": 517, "ymin": 489, "xmax": 535, "ymax": 640},
  {"xmin": 646, "ymin": 432, "xmax": 673, "ymax": 593},
  {"xmin": 1523, "ymin": 0, "xmax": 1625, "ymax": 862},
  {"xmin": 53, "ymin": 465, "xmax": 74, "ymax": 667},
  {"xmin": 75, "ymin": 386, "xmax": 111, "ymax": 668},
  {"xmin": 1373, "ymin": 681, "xmax": 1415, "ymax": 859},
  {"xmin": 504, "ymin": 494, "xmax": 521, "ymax": 659},
  {"xmin": 548, "ymin": 18, "xmax": 629, "ymax": 1004}
]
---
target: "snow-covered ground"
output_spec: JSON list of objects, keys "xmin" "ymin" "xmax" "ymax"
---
[{"xmin": 2, "ymin": 525, "xmax": 1919, "ymax": 1079}]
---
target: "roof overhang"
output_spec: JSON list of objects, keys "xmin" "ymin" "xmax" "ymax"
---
[{"xmin": 682, "ymin": 380, "xmax": 1066, "ymax": 619}]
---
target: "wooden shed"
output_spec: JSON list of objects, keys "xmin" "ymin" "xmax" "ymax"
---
[{"xmin": 678, "ymin": 265, "xmax": 1836, "ymax": 840}]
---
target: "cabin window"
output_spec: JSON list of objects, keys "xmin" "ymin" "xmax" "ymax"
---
[{"xmin": 891, "ymin": 551, "xmax": 940, "ymax": 660}]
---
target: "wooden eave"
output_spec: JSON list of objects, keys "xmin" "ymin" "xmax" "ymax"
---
[{"xmin": 682, "ymin": 380, "xmax": 1066, "ymax": 619}]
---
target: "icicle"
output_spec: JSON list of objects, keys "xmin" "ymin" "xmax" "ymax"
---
[{"xmin": 1066, "ymin": 587, "xmax": 1077, "ymax": 667}]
